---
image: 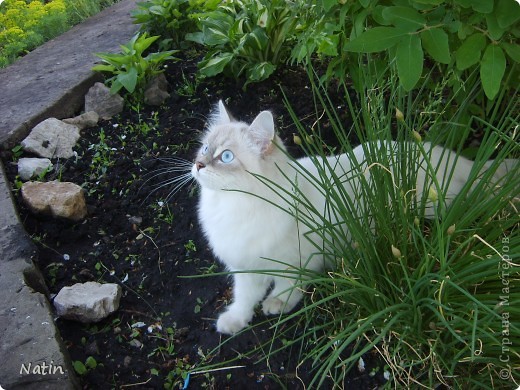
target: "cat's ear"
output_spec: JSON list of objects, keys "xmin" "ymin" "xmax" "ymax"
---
[
  {"xmin": 213, "ymin": 100, "xmax": 232, "ymax": 125},
  {"xmin": 248, "ymin": 111, "xmax": 275, "ymax": 155}
]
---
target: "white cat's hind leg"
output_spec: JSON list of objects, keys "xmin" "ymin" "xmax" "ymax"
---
[
  {"xmin": 262, "ymin": 276, "xmax": 303, "ymax": 315},
  {"xmin": 216, "ymin": 273, "xmax": 269, "ymax": 335}
]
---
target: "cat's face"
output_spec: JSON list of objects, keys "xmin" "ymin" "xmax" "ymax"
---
[{"xmin": 192, "ymin": 101, "xmax": 286, "ymax": 191}]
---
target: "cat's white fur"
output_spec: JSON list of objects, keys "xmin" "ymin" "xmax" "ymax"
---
[{"xmin": 191, "ymin": 101, "xmax": 513, "ymax": 335}]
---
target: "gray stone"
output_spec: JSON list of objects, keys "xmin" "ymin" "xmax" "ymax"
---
[
  {"xmin": 53, "ymin": 282, "xmax": 122, "ymax": 323},
  {"xmin": 84, "ymin": 82, "xmax": 124, "ymax": 119},
  {"xmin": 18, "ymin": 158, "xmax": 53, "ymax": 181},
  {"xmin": 21, "ymin": 181, "xmax": 87, "ymax": 221},
  {"xmin": 144, "ymin": 73, "xmax": 170, "ymax": 106},
  {"xmin": 129, "ymin": 339, "xmax": 142, "ymax": 348},
  {"xmin": 123, "ymin": 356, "xmax": 132, "ymax": 367},
  {"xmin": 63, "ymin": 111, "xmax": 99, "ymax": 130},
  {"xmin": 21, "ymin": 118, "xmax": 80, "ymax": 159},
  {"xmin": 128, "ymin": 215, "xmax": 143, "ymax": 225}
]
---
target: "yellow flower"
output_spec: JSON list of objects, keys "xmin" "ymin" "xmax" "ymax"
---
[
  {"xmin": 8, "ymin": 1, "xmax": 27, "ymax": 11},
  {"xmin": 45, "ymin": 0, "xmax": 66, "ymax": 14},
  {"xmin": 28, "ymin": 1, "xmax": 45, "ymax": 15},
  {"xmin": 5, "ymin": 8, "xmax": 23, "ymax": 24},
  {"xmin": 1, "ymin": 26, "xmax": 24, "ymax": 42}
]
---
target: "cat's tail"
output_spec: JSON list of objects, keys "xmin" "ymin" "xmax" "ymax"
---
[
  {"xmin": 481, "ymin": 159, "xmax": 519, "ymax": 199},
  {"xmin": 482, "ymin": 159, "xmax": 517, "ymax": 179}
]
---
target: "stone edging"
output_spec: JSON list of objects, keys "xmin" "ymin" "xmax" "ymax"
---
[{"xmin": 0, "ymin": 1, "xmax": 138, "ymax": 388}]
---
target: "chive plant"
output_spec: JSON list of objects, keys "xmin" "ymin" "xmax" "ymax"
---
[{"xmin": 268, "ymin": 64, "xmax": 520, "ymax": 388}]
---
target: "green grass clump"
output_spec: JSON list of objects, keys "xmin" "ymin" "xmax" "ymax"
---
[{"xmin": 272, "ymin": 64, "xmax": 519, "ymax": 388}]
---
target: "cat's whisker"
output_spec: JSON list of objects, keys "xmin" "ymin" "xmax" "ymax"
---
[
  {"xmin": 140, "ymin": 169, "xmax": 181, "ymax": 189},
  {"xmin": 142, "ymin": 174, "xmax": 192, "ymax": 197},
  {"xmin": 154, "ymin": 157, "xmax": 194, "ymax": 167},
  {"xmin": 158, "ymin": 155, "xmax": 194, "ymax": 161},
  {"xmin": 145, "ymin": 166, "xmax": 192, "ymax": 178},
  {"xmin": 138, "ymin": 157, "xmax": 195, "ymax": 204},
  {"xmin": 152, "ymin": 173, "xmax": 193, "ymax": 192},
  {"xmin": 141, "ymin": 157, "xmax": 192, "ymax": 180},
  {"xmin": 163, "ymin": 174, "xmax": 196, "ymax": 202}
]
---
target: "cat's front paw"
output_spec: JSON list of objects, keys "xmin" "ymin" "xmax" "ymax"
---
[
  {"xmin": 262, "ymin": 297, "xmax": 286, "ymax": 315},
  {"xmin": 216, "ymin": 311, "xmax": 249, "ymax": 335}
]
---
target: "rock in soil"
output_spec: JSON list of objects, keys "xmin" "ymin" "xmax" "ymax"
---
[
  {"xmin": 21, "ymin": 180, "xmax": 87, "ymax": 221},
  {"xmin": 63, "ymin": 111, "xmax": 100, "ymax": 130},
  {"xmin": 53, "ymin": 281, "xmax": 122, "ymax": 323},
  {"xmin": 17, "ymin": 157, "xmax": 53, "ymax": 181},
  {"xmin": 21, "ymin": 118, "xmax": 80, "ymax": 159},
  {"xmin": 84, "ymin": 82, "xmax": 124, "ymax": 120},
  {"xmin": 144, "ymin": 73, "xmax": 170, "ymax": 106}
]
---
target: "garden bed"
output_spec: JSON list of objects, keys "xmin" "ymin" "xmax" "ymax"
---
[{"xmin": 2, "ymin": 54, "xmax": 387, "ymax": 389}]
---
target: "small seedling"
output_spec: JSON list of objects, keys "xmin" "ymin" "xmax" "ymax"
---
[
  {"xmin": 12, "ymin": 176, "xmax": 23, "ymax": 191},
  {"xmin": 199, "ymin": 263, "xmax": 218, "ymax": 275},
  {"xmin": 36, "ymin": 166, "xmax": 52, "ymax": 181},
  {"xmin": 184, "ymin": 240, "xmax": 197, "ymax": 254},
  {"xmin": 45, "ymin": 262, "xmax": 64, "ymax": 287},
  {"xmin": 176, "ymin": 72, "xmax": 199, "ymax": 99},
  {"xmin": 11, "ymin": 145, "xmax": 23, "ymax": 161},
  {"xmin": 194, "ymin": 297, "xmax": 203, "ymax": 314},
  {"xmin": 73, "ymin": 356, "xmax": 99, "ymax": 376}
]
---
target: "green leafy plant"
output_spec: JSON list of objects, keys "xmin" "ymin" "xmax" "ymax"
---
[
  {"xmin": 187, "ymin": 0, "xmax": 299, "ymax": 86},
  {"xmin": 92, "ymin": 31, "xmax": 177, "ymax": 99},
  {"xmin": 131, "ymin": 0, "xmax": 220, "ymax": 49},
  {"xmin": 12, "ymin": 176, "xmax": 23, "ymax": 191},
  {"xmin": 292, "ymin": 0, "xmax": 520, "ymax": 100},
  {"xmin": 176, "ymin": 71, "xmax": 199, "ymax": 98}
]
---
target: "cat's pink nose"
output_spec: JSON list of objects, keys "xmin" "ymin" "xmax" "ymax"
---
[{"xmin": 196, "ymin": 162, "xmax": 205, "ymax": 171}]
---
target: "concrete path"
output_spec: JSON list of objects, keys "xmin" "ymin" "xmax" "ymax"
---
[{"xmin": 0, "ymin": 1, "xmax": 138, "ymax": 388}]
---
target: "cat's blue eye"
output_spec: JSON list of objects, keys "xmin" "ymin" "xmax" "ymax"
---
[
  {"xmin": 220, "ymin": 150, "xmax": 234, "ymax": 163},
  {"xmin": 201, "ymin": 144, "xmax": 209, "ymax": 155}
]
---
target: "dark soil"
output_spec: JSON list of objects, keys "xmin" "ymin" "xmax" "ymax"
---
[{"xmin": 2, "ymin": 55, "xmax": 387, "ymax": 389}]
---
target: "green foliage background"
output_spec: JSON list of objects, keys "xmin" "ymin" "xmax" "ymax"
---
[
  {"xmin": 305, "ymin": 0, "xmax": 520, "ymax": 100},
  {"xmin": 126, "ymin": 0, "xmax": 520, "ymax": 103}
]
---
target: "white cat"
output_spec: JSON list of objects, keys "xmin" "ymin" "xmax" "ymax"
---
[{"xmin": 191, "ymin": 101, "xmax": 514, "ymax": 335}]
